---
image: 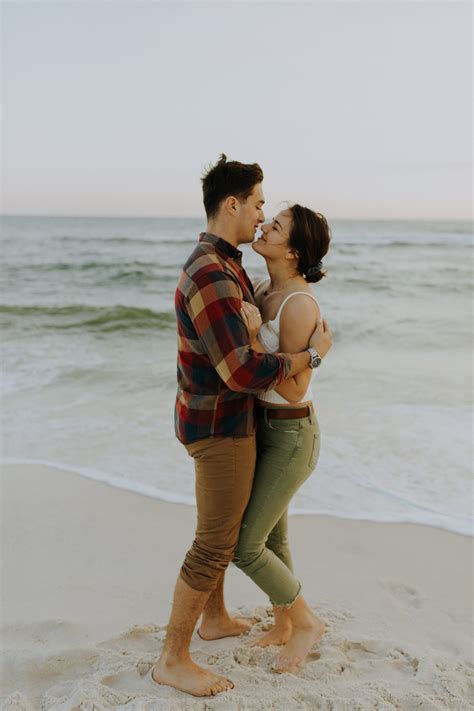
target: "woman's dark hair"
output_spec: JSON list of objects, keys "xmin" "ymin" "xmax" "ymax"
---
[
  {"xmin": 201, "ymin": 154, "xmax": 263, "ymax": 219},
  {"xmin": 287, "ymin": 204, "xmax": 331, "ymax": 283}
]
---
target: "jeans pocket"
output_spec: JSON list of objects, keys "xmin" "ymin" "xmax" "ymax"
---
[
  {"xmin": 308, "ymin": 432, "xmax": 321, "ymax": 470},
  {"xmin": 266, "ymin": 418, "xmax": 301, "ymax": 433}
]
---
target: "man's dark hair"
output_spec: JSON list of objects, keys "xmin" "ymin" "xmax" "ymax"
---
[{"xmin": 201, "ymin": 154, "xmax": 263, "ymax": 218}]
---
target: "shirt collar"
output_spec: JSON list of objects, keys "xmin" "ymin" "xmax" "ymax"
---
[{"xmin": 199, "ymin": 232, "xmax": 243, "ymax": 264}]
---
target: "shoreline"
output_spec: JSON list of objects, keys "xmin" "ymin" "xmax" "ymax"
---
[
  {"xmin": 2, "ymin": 456, "xmax": 471, "ymax": 538},
  {"xmin": 1, "ymin": 462, "xmax": 472, "ymax": 709}
]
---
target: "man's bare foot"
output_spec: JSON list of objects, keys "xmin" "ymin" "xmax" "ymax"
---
[
  {"xmin": 151, "ymin": 657, "xmax": 233, "ymax": 697},
  {"xmin": 198, "ymin": 616, "xmax": 256, "ymax": 641},
  {"xmin": 246, "ymin": 622, "xmax": 292, "ymax": 647},
  {"xmin": 272, "ymin": 615, "xmax": 326, "ymax": 673}
]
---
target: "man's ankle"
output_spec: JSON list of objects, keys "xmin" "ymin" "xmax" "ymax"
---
[
  {"xmin": 159, "ymin": 650, "xmax": 191, "ymax": 667},
  {"xmin": 201, "ymin": 610, "xmax": 230, "ymax": 623}
]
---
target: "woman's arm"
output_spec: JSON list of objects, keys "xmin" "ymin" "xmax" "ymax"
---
[{"xmin": 273, "ymin": 296, "xmax": 319, "ymax": 403}]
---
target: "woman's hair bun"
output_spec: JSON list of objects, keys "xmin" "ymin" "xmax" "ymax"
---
[{"xmin": 306, "ymin": 261, "xmax": 323, "ymax": 278}]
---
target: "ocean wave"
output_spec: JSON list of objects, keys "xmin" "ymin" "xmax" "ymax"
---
[
  {"xmin": 0, "ymin": 304, "xmax": 176, "ymax": 332},
  {"xmin": 2, "ymin": 261, "xmax": 183, "ymax": 282},
  {"xmin": 4, "ymin": 260, "xmax": 160, "ymax": 271},
  {"xmin": 109, "ymin": 270, "xmax": 159, "ymax": 283},
  {"xmin": 327, "ymin": 272, "xmax": 472, "ymax": 295},
  {"xmin": 54, "ymin": 236, "xmax": 199, "ymax": 246},
  {"xmin": 375, "ymin": 239, "xmax": 472, "ymax": 248},
  {"xmin": 330, "ymin": 277, "xmax": 395, "ymax": 292},
  {"xmin": 56, "ymin": 236, "xmax": 162, "ymax": 246}
]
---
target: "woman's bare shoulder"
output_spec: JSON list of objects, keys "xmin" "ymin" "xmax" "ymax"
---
[
  {"xmin": 278, "ymin": 293, "xmax": 320, "ymax": 351},
  {"xmin": 281, "ymin": 291, "xmax": 321, "ymax": 319}
]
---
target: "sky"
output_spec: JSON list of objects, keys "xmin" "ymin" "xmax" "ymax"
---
[{"xmin": 1, "ymin": 1, "xmax": 472, "ymax": 219}]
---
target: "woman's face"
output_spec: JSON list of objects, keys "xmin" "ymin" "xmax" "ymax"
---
[{"xmin": 252, "ymin": 210, "xmax": 293, "ymax": 259}]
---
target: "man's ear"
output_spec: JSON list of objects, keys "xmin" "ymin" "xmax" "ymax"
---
[{"xmin": 223, "ymin": 195, "xmax": 238, "ymax": 217}]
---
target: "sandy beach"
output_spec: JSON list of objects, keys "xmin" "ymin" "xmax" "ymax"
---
[{"xmin": 1, "ymin": 462, "xmax": 472, "ymax": 710}]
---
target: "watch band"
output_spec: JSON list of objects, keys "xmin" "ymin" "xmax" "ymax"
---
[{"xmin": 307, "ymin": 347, "xmax": 322, "ymax": 369}]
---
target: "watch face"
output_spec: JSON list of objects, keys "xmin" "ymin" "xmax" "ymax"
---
[{"xmin": 311, "ymin": 350, "xmax": 321, "ymax": 368}]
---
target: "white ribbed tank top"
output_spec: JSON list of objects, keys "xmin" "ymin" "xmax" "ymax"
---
[{"xmin": 254, "ymin": 279, "xmax": 321, "ymax": 405}]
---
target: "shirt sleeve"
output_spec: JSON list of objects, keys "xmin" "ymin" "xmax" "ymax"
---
[{"xmin": 186, "ymin": 268, "xmax": 291, "ymax": 393}]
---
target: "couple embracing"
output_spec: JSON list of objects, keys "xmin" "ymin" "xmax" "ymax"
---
[{"xmin": 152, "ymin": 154, "xmax": 333, "ymax": 697}]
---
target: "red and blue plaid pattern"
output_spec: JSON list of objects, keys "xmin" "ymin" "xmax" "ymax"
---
[{"xmin": 175, "ymin": 233, "xmax": 291, "ymax": 444}]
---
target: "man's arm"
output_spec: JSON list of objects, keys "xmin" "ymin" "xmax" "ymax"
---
[
  {"xmin": 186, "ymin": 269, "xmax": 291, "ymax": 393},
  {"xmin": 257, "ymin": 323, "xmax": 331, "ymax": 381},
  {"xmin": 250, "ymin": 337, "xmax": 313, "ymax": 375}
]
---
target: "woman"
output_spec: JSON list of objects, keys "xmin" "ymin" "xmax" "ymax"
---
[{"xmin": 236, "ymin": 203, "xmax": 331, "ymax": 673}]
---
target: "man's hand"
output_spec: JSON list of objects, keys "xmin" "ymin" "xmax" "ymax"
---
[
  {"xmin": 240, "ymin": 301, "xmax": 262, "ymax": 346},
  {"xmin": 309, "ymin": 318, "xmax": 332, "ymax": 358}
]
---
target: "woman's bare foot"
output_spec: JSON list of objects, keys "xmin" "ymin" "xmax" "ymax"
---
[
  {"xmin": 272, "ymin": 615, "xmax": 326, "ymax": 673},
  {"xmin": 198, "ymin": 615, "xmax": 256, "ymax": 641},
  {"xmin": 151, "ymin": 657, "xmax": 234, "ymax": 697},
  {"xmin": 247, "ymin": 605, "xmax": 292, "ymax": 647},
  {"xmin": 247, "ymin": 624, "xmax": 293, "ymax": 647}
]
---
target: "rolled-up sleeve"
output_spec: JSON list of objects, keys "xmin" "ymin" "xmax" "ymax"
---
[{"xmin": 187, "ymin": 269, "xmax": 291, "ymax": 393}]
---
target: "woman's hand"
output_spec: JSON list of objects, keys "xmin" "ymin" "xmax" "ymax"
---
[
  {"xmin": 240, "ymin": 301, "xmax": 262, "ymax": 346},
  {"xmin": 309, "ymin": 318, "xmax": 333, "ymax": 358}
]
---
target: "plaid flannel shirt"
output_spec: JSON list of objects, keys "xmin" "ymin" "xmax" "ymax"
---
[{"xmin": 174, "ymin": 232, "xmax": 291, "ymax": 444}]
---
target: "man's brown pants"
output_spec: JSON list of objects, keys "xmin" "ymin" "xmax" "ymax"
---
[{"xmin": 180, "ymin": 435, "xmax": 256, "ymax": 592}]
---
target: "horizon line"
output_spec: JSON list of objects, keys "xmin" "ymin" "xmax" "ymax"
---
[{"xmin": 1, "ymin": 213, "xmax": 472, "ymax": 223}]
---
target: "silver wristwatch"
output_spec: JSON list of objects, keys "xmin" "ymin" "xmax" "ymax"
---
[{"xmin": 307, "ymin": 347, "xmax": 322, "ymax": 369}]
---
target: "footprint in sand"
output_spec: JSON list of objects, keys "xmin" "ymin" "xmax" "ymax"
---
[
  {"xmin": 232, "ymin": 644, "xmax": 268, "ymax": 668},
  {"xmin": 319, "ymin": 637, "xmax": 420, "ymax": 684},
  {"xmin": 387, "ymin": 647, "xmax": 420, "ymax": 675},
  {"xmin": 41, "ymin": 678, "xmax": 132, "ymax": 709},
  {"xmin": 101, "ymin": 665, "xmax": 171, "ymax": 699},
  {"xmin": 378, "ymin": 579, "xmax": 426, "ymax": 609},
  {"xmin": 98, "ymin": 624, "xmax": 166, "ymax": 654},
  {"xmin": 2, "ymin": 691, "xmax": 36, "ymax": 711},
  {"xmin": 2, "ymin": 647, "xmax": 107, "ymax": 704},
  {"xmin": 326, "ymin": 639, "xmax": 379, "ymax": 676}
]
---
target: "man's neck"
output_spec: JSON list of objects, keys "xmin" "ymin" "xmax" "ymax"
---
[{"xmin": 206, "ymin": 219, "xmax": 239, "ymax": 248}]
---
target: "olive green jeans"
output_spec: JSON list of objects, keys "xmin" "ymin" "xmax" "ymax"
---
[{"xmin": 234, "ymin": 405, "xmax": 320, "ymax": 607}]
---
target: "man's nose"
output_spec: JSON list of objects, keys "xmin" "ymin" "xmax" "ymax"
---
[{"xmin": 258, "ymin": 211, "xmax": 265, "ymax": 224}]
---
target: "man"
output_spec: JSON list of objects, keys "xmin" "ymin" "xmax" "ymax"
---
[{"xmin": 152, "ymin": 155, "xmax": 332, "ymax": 697}]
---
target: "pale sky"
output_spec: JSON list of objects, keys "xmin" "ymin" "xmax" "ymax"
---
[{"xmin": 2, "ymin": 1, "xmax": 472, "ymax": 219}]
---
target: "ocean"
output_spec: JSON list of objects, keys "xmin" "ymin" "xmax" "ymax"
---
[{"xmin": 1, "ymin": 216, "xmax": 472, "ymax": 536}]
